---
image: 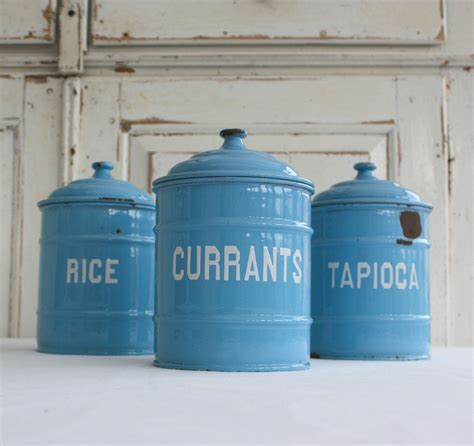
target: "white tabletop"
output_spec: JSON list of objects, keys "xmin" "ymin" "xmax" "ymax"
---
[{"xmin": 1, "ymin": 339, "xmax": 472, "ymax": 445}]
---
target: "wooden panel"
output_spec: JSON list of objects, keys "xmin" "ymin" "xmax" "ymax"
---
[
  {"xmin": 58, "ymin": 0, "xmax": 88, "ymax": 74},
  {"xmin": 446, "ymin": 69, "xmax": 473, "ymax": 346},
  {"xmin": 115, "ymin": 76, "xmax": 447, "ymax": 344},
  {"xmin": 91, "ymin": 0, "xmax": 445, "ymax": 46},
  {"xmin": 396, "ymin": 76, "xmax": 447, "ymax": 346},
  {"xmin": 128, "ymin": 128, "xmax": 390, "ymax": 193},
  {"xmin": 18, "ymin": 77, "xmax": 63, "ymax": 337},
  {"xmin": 0, "ymin": 0, "xmax": 57, "ymax": 44},
  {"xmin": 71, "ymin": 77, "xmax": 121, "ymax": 180},
  {"xmin": 0, "ymin": 77, "xmax": 23, "ymax": 337},
  {"xmin": 0, "ymin": 125, "xmax": 15, "ymax": 336}
]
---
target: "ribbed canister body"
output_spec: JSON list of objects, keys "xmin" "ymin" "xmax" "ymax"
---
[
  {"xmin": 153, "ymin": 130, "xmax": 314, "ymax": 371},
  {"xmin": 311, "ymin": 164, "xmax": 431, "ymax": 360},
  {"xmin": 37, "ymin": 162, "xmax": 155, "ymax": 355}
]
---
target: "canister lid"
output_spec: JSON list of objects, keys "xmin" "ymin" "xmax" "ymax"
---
[
  {"xmin": 153, "ymin": 129, "xmax": 315, "ymax": 193},
  {"xmin": 38, "ymin": 161, "xmax": 154, "ymax": 208},
  {"xmin": 312, "ymin": 162, "xmax": 432, "ymax": 208}
]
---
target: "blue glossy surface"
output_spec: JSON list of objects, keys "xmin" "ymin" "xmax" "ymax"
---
[
  {"xmin": 313, "ymin": 162, "xmax": 432, "ymax": 208},
  {"xmin": 153, "ymin": 130, "xmax": 314, "ymax": 371},
  {"xmin": 154, "ymin": 129, "xmax": 314, "ymax": 192},
  {"xmin": 39, "ymin": 161, "xmax": 154, "ymax": 208},
  {"xmin": 311, "ymin": 164, "xmax": 432, "ymax": 359},
  {"xmin": 37, "ymin": 163, "xmax": 155, "ymax": 355}
]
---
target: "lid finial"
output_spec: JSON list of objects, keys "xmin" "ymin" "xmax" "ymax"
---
[
  {"xmin": 92, "ymin": 161, "xmax": 114, "ymax": 179},
  {"xmin": 219, "ymin": 128, "xmax": 248, "ymax": 151},
  {"xmin": 354, "ymin": 162, "xmax": 377, "ymax": 180}
]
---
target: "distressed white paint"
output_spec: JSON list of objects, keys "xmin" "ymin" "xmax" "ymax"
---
[
  {"xmin": 0, "ymin": 0, "xmax": 56, "ymax": 44},
  {"xmin": 61, "ymin": 77, "xmax": 81, "ymax": 183},
  {"xmin": 0, "ymin": 1, "xmax": 471, "ymax": 346},
  {"xmin": 127, "ymin": 124, "xmax": 391, "ymax": 193},
  {"xmin": 0, "ymin": 77, "xmax": 23, "ymax": 337},
  {"xmin": 0, "ymin": 122, "xmax": 15, "ymax": 336},
  {"xmin": 395, "ymin": 76, "xmax": 449, "ymax": 346},
  {"xmin": 446, "ymin": 69, "xmax": 473, "ymax": 346},
  {"xmin": 17, "ymin": 77, "xmax": 63, "ymax": 337},
  {"xmin": 58, "ymin": 0, "xmax": 87, "ymax": 74},
  {"xmin": 91, "ymin": 0, "xmax": 445, "ymax": 45},
  {"xmin": 76, "ymin": 78, "xmax": 121, "ymax": 178}
]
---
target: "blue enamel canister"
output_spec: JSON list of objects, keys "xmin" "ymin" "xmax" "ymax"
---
[
  {"xmin": 311, "ymin": 163, "xmax": 432, "ymax": 360},
  {"xmin": 37, "ymin": 162, "xmax": 155, "ymax": 355},
  {"xmin": 153, "ymin": 129, "xmax": 315, "ymax": 371}
]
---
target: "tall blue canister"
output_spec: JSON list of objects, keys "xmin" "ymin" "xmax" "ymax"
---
[
  {"xmin": 153, "ymin": 129, "xmax": 315, "ymax": 371},
  {"xmin": 311, "ymin": 163, "xmax": 432, "ymax": 359},
  {"xmin": 37, "ymin": 162, "xmax": 155, "ymax": 355}
]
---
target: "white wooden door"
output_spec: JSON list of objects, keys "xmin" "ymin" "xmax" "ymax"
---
[
  {"xmin": 0, "ymin": 0, "xmax": 472, "ymax": 346},
  {"xmin": 71, "ymin": 75, "xmax": 448, "ymax": 345}
]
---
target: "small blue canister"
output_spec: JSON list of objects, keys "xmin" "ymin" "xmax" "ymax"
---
[
  {"xmin": 37, "ymin": 162, "xmax": 155, "ymax": 355},
  {"xmin": 311, "ymin": 163, "xmax": 432, "ymax": 360},
  {"xmin": 153, "ymin": 129, "xmax": 315, "ymax": 371}
]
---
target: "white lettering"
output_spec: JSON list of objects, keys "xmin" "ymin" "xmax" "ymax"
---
[
  {"xmin": 357, "ymin": 262, "xmax": 371, "ymax": 288},
  {"xmin": 81, "ymin": 258, "xmax": 87, "ymax": 284},
  {"xmin": 262, "ymin": 247, "xmax": 277, "ymax": 282},
  {"xmin": 105, "ymin": 259, "xmax": 119, "ymax": 284},
  {"xmin": 244, "ymin": 246, "xmax": 260, "ymax": 281},
  {"xmin": 328, "ymin": 262, "xmax": 340, "ymax": 288},
  {"xmin": 373, "ymin": 262, "xmax": 378, "ymax": 289},
  {"xmin": 66, "ymin": 258, "xmax": 79, "ymax": 284},
  {"xmin": 279, "ymin": 248, "xmax": 291, "ymax": 283},
  {"xmin": 67, "ymin": 258, "xmax": 119, "ymax": 285},
  {"xmin": 380, "ymin": 262, "xmax": 394, "ymax": 289},
  {"xmin": 205, "ymin": 246, "xmax": 220, "ymax": 281},
  {"xmin": 409, "ymin": 264, "xmax": 419, "ymax": 289},
  {"xmin": 292, "ymin": 250, "xmax": 302, "ymax": 284},
  {"xmin": 224, "ymin": 246, "xmax": 240, "ymax": 281},
  {"xmin": 340, "ymin": 262, "xmax": 354, "ymax": 288},
  {"xmin": 327, "ymin": 260, "xmax": 419, "ymax": 291},
  {"xmin": 172, "ymin": 247, "xmax": 184, "ymax": 281},
  {"xmin": 187, "ymin": 246, "xmax": 201, "ymax": 280},
  {"xmin": 395, "ymin": 262, "xmax": 407, "ymax": 289},
  {"xmin": 172, "ymin": 245, "xmax": 307, "ymax": 284},
  {"xmin": 88, "ymin": 259, "xmax": 102, "ymax": 284}
]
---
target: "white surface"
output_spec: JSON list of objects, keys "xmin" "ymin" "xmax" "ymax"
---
[
  {"xmin": 1, "ymin": 339, "xmax": 472, "ymax": 445},
  {"xmin": 0, "ymin": 1, "xmax": 472, "ymax": 348}
]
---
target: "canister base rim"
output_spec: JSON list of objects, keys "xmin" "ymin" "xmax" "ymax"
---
[
  {"xmin": 311, "ymin": 353, "xmax": 430, "ymax": 361},
  {"xmin": 37, "ymin": 347, "xmax": 153, "ymax": 356},
  {"xmin": 153, "ymin": 360, "xmax": 310, "ymax": 372}
]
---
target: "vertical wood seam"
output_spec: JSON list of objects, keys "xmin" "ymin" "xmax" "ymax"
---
[
  {"xmin": 5, "ymin": 116, "xmax": 23, "ymax": 337},
  {"xmin": 61, "ymin": 77, "xmax": 81, "ymax": 183}
]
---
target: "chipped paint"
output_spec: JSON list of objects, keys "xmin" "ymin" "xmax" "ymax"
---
[
  {"xmin": 41, "ymin": 0, "xmax": 55, "ymax": 40},
  {"xmin": 440, "ymin": 105, "xmax": 447, "ymax": 156},
  {"xmin": 435, "ymin": 26, "xmax": 445, "ymax": 41},
  {"xmin": 400, "ymin": 211, "xmax": 422, "ymax": 239},
  {"xmin": 114, "ymin": 65, "xmax": 136, "ymax": 74},
  {"xmin": 361, "ymin": 120, "xmax": 395, "ymax": 125},
  {"xmin": 26, "ymin": 76, "xmax": 49, "ymax": 84},
  {"xmin": 1, "ymin": 0, "xmax": 56, "ymax": 42},
  {"xmin": 120, "ymin": 118, "xmax": 192, "ymax": 132},
  {"xmin": 397, "ymin": 131, "xmax": 402, "ymax": 171}
]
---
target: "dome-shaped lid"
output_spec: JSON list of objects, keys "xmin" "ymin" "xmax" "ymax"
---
[
  {"xmin": 312, "ymin": 162, "xmax": 432, "ymax": 208},
  {"xmin": 153, "ymin": 129, "xmax": 314, "ymax": 192},
  {"xmin": 38, "ymin": 161, "xmax": 154, "ymax": 208}
]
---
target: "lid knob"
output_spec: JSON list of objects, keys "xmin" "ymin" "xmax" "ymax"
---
[
  {"xmin": 92, "ymin": 161, "xmax": 114, "ymax": 179},
  {"xmin": 354, "ymin": 162, "xmax": 377, "ymax": 180},
  {"xmin": 220, "ymin": 128, "xmax": 247, "ymax": 139},
  {"xmin": 219, "ymin": 128, "xmax": 248, "ymax": 151}
]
